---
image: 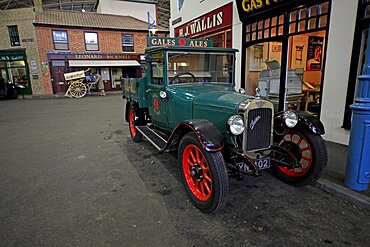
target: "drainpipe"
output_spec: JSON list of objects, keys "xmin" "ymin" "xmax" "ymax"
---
[{"xmin": 345, "ymin": 28, "xmax": 370, "ymax": 190}]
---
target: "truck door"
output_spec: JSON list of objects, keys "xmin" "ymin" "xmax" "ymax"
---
[{"xmin": 146, "ymin": 52, "xmax": 169, "ymax": 129}]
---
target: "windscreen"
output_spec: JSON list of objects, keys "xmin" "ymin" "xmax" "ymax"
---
[{"xmin": 167, "ymin": 52, "xmax": 234, "ymax": 85}]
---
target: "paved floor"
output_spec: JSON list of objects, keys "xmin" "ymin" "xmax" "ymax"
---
[{"xmin": 0, "ymin": 95, "xmax": 369, "ymax": 247}]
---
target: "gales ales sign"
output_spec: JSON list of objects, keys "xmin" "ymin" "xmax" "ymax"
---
[
  {"xmin": 148, "ymin": 37, "xmax": 213, "ymax": 48},
  {"xmin": 174, "ymin": 3, "xmax": 232, "ymax": 38},
  {"xmin": 236, "ymin": 0, "xmax": 299, "ymax": 20}
]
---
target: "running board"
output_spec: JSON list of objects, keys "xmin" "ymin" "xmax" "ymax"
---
[{"xmin": 136, "ymin": 126, "xmax": 167, "ymax": 151}]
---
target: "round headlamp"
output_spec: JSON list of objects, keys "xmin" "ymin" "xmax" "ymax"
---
[
  {"xmin": 228, "ymin": 115, "xmax": 245, "ymax": 135},
  {"xmin": 283, "ymin": 111, "xmax": 298, "ymax": 128}
]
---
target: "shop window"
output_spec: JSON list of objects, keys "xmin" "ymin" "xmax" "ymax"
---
[
  {"xmin": 206, "ymin": 33, "xmax": 225, "ymax": 48},
  {"xmin": 122, "ymin": 34, "xmax": 134, "ymax": 52},
  {"xmin": 288, "ymin": 2, "xmax": 329, "ymax": 35},
  {"xmin": 245, "ymin": 14, "xmax": 284, "ymax": 42},
  {"xmin": 8, "ymin": 60, "xmax": 28, "ymax": 87},
  {"xmin": 52, "ymin": 30, "xmax": 68, "ymax": 50},
  {"xmin": 8, "ymin": 26, "xmax": 20, "ymax": 46},
  {"xmin": 84, "ymin": 32, "xmax": 99, "ymax": 51},
  {"xmin": 51, "ymin": 60, "xmax": 66, "ymax": 67},
  {"xmin": 111, "ymin": 68, "xmax": 123, "ymax": 88},
  {"xmin": 226, "ymin": 31, "xmax": 232, "ymax": 48},
  {"xmin": 244, "ymin": 1, "xmax": 329, "ymax": 114}
]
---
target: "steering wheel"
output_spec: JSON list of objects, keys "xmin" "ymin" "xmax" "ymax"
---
[{"xmin": 170, "ymin": 72, "xmax": 196, "ymax": 84}]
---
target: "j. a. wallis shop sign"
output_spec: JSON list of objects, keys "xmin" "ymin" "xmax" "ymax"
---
[
  {"xmin": 235, "ymin": 0, "xmax": 299, "ymax": 20},
  {"xmin": 174, "ymin": 3, "xmax": 232, "ymax": 38}
]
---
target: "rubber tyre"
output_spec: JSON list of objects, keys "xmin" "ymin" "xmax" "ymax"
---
[
  {"xmin": 178, "ymin": 133, "xmax": 229, "ymax": 213},
  {"xmin": 128, "ymin": 107, "xmax": 142, "ymax": 142},
  {"xmin": 271, "ymin": 127, "xmax": 327, "ymax": 187}
]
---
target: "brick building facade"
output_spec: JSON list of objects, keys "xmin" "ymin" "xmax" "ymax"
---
[
  {"xmin": 0, "ymin": 8, "xmax": 43, "ymax": 95},
  {"xmin": 34, "ymin": 10, "xmax": 167, "ymax": 94}
]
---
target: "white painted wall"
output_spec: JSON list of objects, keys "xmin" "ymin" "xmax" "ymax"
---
[
  {"xmin": 321, "ymin": 0, "xmax": 357, "ymax": 145},
  {"xmin": 169, "ymin": 0, "xmax": 243, "ymax": 88},
  {"xmin": 97, "ymin": 0, "xmax": 156, "ymax": 23}
]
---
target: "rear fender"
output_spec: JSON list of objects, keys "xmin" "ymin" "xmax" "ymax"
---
[{"xmin": 165, "ymin": 119, "xmax": 224, "ymax": 152}]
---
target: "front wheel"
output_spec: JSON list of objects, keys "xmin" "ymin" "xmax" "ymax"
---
[
  {"xmin": 271, "ymin": 128, "xmax": 327, "ymax": 186},
  {"xmin": 128, "ymin": 107, "xmax": 142, "ymax": 142},
  {"xmin": 178, "ymin": 133, "xmax": 228, "ymax": 213}
]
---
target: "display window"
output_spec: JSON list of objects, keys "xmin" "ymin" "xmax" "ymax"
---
[
  {"xmin": 204, "ymin": 30, "xmax": 232, "ymax": 48},
  {"xmin": 243, "ymin": 1, "xmax": 329, "ymax": 116},
  {"xmin": 0, "ymin": 57, "xmax": 31, "ymax": 94}
]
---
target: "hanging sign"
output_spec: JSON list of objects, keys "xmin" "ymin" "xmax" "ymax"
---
[
  {"xmin": 235, "ymin": 0, "xmax": 299, "ymax": 20},
  {"xmin": 148, "ymin": 36, "xmax": 212, "ymax": 48}
]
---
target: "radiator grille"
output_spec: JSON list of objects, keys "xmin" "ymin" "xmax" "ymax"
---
[{"xmin": 245, "ymin": 108, "xmax": 272, "ymax": 151}]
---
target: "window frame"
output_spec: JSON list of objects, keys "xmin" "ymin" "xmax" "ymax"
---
[
  {"xmin": 84, "ymin": 32, "xmax": 99, "ymax": 51},
  {"xmin": 52, "ymin": 30, "xmax": 69, "ymax": 50},
  {"xmin": 122, "ymin": 33, "xmax": 134, "ymax": 52},
  {"xmin": 8, "ymin": 25, "xmax": 20, "ymax": 47}
]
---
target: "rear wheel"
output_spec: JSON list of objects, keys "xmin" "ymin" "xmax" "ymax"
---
[
  {"xmin": 178, "ymin": 133, "xmax": 228, "ymax": 213},
  {"xmin": 129, "ymin": 107, "xmax": 142, "ymax": 142},
  {"xmin": 271, "ymin": 128, "xmax": 327, "ymax": 186}
]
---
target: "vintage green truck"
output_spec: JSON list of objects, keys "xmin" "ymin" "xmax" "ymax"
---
[{"xmin": 122, "ymin": 37, "xmax": 327, "ymax": 213}]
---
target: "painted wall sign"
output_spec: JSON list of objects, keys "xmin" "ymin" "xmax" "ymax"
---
[
  {"xmin": 235, "ymin": 0, "xmax": 299, "ymax": 20},
  {"xmin": 148, "ymin": 36, "xmax": 213, "ymax": 48},
  {"xmin": 174, "ymin": 3, "xmax": 232, "ymax": 38}
]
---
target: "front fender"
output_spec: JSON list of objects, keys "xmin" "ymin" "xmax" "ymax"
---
[
  {"xmin": 274, "ymin": 110, "xmax": 325, "ymax": 135},
  {"xmin": 165, "ymin": 119, "xmax": 224, "ymax": 152}
]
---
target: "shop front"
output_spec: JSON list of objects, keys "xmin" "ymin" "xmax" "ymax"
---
[
  {"xmin": 236, "ymin": 0, "xmax": 331, "ymax": 116},
  {"xmin": 0, "ymin": 49, "xmax": 32, "ymax": 94},
  {"xmin": 174, "ymin": 3, "xmax": 233, "ymax": 48},
  {"xmin": 48, "ymin": 52, "xmax": 141, "ymax": 94}
]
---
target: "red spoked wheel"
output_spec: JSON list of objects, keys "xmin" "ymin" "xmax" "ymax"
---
[
  {"xmin": 271, "ymin": 128, "xmax": 327, "ymax": 186},
  {"xmin": 278, "ymin": 131, "xmax": 313, "ymax": 177},
  {"xmin": 129, "ymin": 107, "xmax": 142, "ymax": 142},
  {"xmin": 182, "ymin": 144, "xmax": 212, "ymax": 202},
  {"xmin": 179, "ymin": 133, "xmax": 228, "ymax": 213}
]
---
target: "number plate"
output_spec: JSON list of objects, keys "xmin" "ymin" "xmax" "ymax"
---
[{"xmin": 255, "ymin": 157, "xmax": 271, "ymax": 170}]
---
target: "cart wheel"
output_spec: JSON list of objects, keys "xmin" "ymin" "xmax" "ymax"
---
[
  {"xmin": 69, "ymin": 81, "xmax": 87, "ymax": 98},
  {"xmin": 178, "ymin": 133, "xmax": 228, "ymax": 213}
]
